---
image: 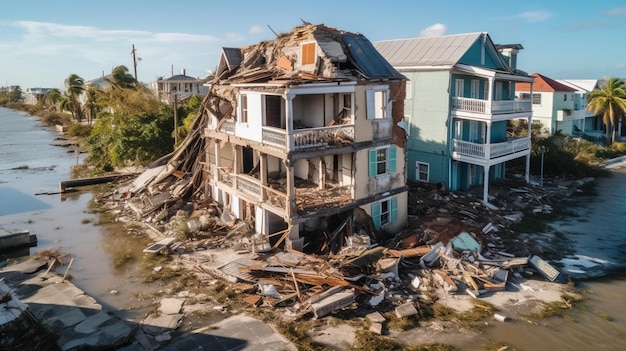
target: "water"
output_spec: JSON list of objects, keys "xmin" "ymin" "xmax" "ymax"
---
[
  {"xmin": 2, "ymin": 107, "xmax": 626, "ymax": 348},
  {"xmin": 0, "ymin": 107, "xmax": 156, "ymax": 320}
]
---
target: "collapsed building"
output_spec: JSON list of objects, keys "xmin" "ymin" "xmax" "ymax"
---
[{"xmin": 128, "ymin": 23, "xmax": 409, "ymax": 253}]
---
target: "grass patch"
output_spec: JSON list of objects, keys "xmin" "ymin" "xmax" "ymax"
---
[
  {"xmin": 276, "ymin": 321, "xmax": 332, "ymax": 351},
  {"xmin": 597, "ymin": 313, "xmax": 612, "ymax": 321},
  {"xmin": 352, "ymin": 330, "xmax": 399, "ymax": 351},
  {"xmin": 526, "ymin": 293, "xmax": 586, "ymax": 320},
  {"xmin": 428, "ymin": 301, "xmax": 494, "ymax": 332},
  {"xmin": 81, "ymin": 218, "xmax": 92, "ymax": 224},
  {"xmin": 480, "ymin": 340, "xmax": 511, "ymax": 351}
]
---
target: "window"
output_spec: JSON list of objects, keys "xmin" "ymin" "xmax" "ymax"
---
[
  {"xmin": 371, "ymin": 197, "xmax": 398, "ymax": 229},
  {"xmin": 416, "ymin": 162, "xmax": 429, "ymax": 182},
  {"xmin": 532, "ymin": 93, "xmax": 541, "ymax": 104},
  {"xmin": 301, "ymin": 43, "xmax": 316, "ymax": 65},
  {"xmin": 564, "ymin": 94, "xmax": 567, "ymax": 101},
  {"xmin": 471, "ymin": 80, "xmax": 480, "ymax": 99},
  {"xmin": 520, "ymin": 93, "xmax": 541, "ymax": 104},
  {"xmin": 367, "ymin": 89, "xmax": 388, "ymax": 119},
  {"xmin": 405, "ymin": 80, "xmax": 412, "ymax": 100},
  {"xmin": 455, "ymin": 79, "xmax": 464, "ymax": 97},
  {"xmin": 369, "ymin": 146, "xmax": 396, "ymax": 177},
  {"xmin": 239, "ymin": 94, "xmax": 248, "ymax": 123}
]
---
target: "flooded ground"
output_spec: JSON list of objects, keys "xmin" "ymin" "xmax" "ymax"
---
[
  {"xmin": 0, "ymin": 108, "xmax": 158, "ymax": 320},
  {"xmin": 2, "ymin": 107, "xmax": 626, "ymax": 349}
]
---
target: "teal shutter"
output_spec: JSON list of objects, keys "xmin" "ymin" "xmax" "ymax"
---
[
  {"xmin": 368, "ymin": 149, "xmax": 377, "ymax": 177},
  {"xmin": 387, "ymin": 146, "xmax": 396, "ymax": 174},
  {"xmin": 371, "ymin": 203, "xmax": 381, "ymax": 229},
  {"xmin": 390, "ymin": 197, "xmax": 398, "ymax": 223}
]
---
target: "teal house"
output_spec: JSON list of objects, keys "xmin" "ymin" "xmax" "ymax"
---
[{"xmin": 374, "ymin": 33, "xmax": 534, "ymax": 202}]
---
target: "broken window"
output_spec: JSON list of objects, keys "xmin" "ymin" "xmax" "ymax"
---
[
  {"xmin": 371, "ymin": 197, "xmax": 398, "ymax": 229},
  {"xmin": 366, "ymin": 89, "xmax": 388, "ymax": 119},
  {"xmin": 240, "ymin": 94, "xmax": 248, "ymax": 123},
  {"xmin": 301, "ymin": 42, "xmax": 316, "ymax": 65},
  {"xmin": 264, "ymin": 95, "xmax": 283, "ymax": 128},
  {"xmin": 368, "ymin": 146, "xmax": 396, "ymax": 177}
]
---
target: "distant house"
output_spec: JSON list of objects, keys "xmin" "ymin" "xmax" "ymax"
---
[
  {"xmin": 515, "ymin": 73, "xmax": 597, "ymax": 137},
  {"xmin": 557, "ymin": 79, "xmax": 604, "ymax": 138},
  {"xmin": 154, "ymin": 71, "xmax": 210, "ymax": 103},
  {"xmin": 23, "ymin": 87, "xmax": 51, "ymax": 105},
  {"xmin": 375, "ymin": 33, "xmax": 534, "ymax": 202}
]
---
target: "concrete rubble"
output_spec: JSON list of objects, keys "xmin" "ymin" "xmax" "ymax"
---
[{"xmin": 90, "ymin": 174, "xmax": 591, "ymax": 332}]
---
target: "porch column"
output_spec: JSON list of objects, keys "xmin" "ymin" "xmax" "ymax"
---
[
  {"xmin": 487, "ymin": 77, "xmax": 494, "ymax": 111},
  {"xmin": 525, "ymin": 115, "xmax": 531, "ymax": 183},
  {"xmin": 286, "ymin": 94, "xmax": 295, "ymax": 149},
  {"xmin": 233, "ymin": 145, "xmax": 240, "ymax": 190},
  {"xmin": 485, "ymin": 121, "xmax": 492, "ymax": 160},
  {"xmin": 285, "ymin": 159, "xmax": 296, "ymax": 218},
  {"xmin": 213, "ymin": 142, "xmax": 219, "ymax": 183},
  {"xmin": 318, "ymin": 158, "xmax": 325, "ymax": 189},
  {"xmin": 260, "ymin": 152, "xmax": 267, "ymax": 201},
  {"xmin": 483, "ymin": 165, "xmax": 490, "ymax": 203}
]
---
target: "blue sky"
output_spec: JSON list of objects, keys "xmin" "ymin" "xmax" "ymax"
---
[{"xmin": 2, "ymin": 0, "xmax": 626, "ymax": 89}]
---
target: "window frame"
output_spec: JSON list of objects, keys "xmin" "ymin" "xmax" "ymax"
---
[
  {"xmin": 371, "ymin": 197, "xmax": 398, "ymax": 229},
  {"xmin": 366, "ymin": 87, "xmax": 389, "ymax": 119},
  {"xmin": 416, "ymin": 161, "xmax": 429, "ymax": 182},
  {"xmin": 239, "ymin": 93, "xmax": 248, "ymax": 124},
  {"xmin": 368, "ymin": 146, "xmax": 397, "ymax": 177}
]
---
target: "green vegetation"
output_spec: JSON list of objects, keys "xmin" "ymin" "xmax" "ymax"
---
[
  {"xmin": 352, "ymin": 330, "xmax": 399, "ymax": 351},
  {"xmin": 276, "ymin": 321, "xmax": 333, "ymax": 351},
  {"xmin": 587, "ymin": 78, "xmax": 626, "ymax": 144}
]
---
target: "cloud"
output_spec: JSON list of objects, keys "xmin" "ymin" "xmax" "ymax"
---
[
  {"xmin": 419, "ymin": 23, "xmax": 447, "ymax": 37},
  {"xmin": 607, "ymin": 7, "xmax": 626, "ymax": 16},
  {"xmin": 249, "ymin": 26, "xmax": 264, "ymax": 34},
  {"xmin": 516, "ymin": 11, "xmax": 551, "ymax": 23},
  {"xmin": 11, "ymin": 20, "xmax": 216, "ymax": 43}
]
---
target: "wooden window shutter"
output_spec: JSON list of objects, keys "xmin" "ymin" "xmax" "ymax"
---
[
  {"xmin": 368, "ymin": 149, "xmax": 377, "ymax": 177},
  {"xmin": 371, "ymin": 203, "xmax": 381, "ymax": 229},
  {"xmin": 302, "ymin": 43, "xmax": 316, "ymax": 65},
  {"xmin": 390, "ymin": 197, "xmax": 398, "ymax": 223}
]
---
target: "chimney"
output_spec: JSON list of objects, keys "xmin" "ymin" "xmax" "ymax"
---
[{"xmin": 496, "ymin": 44, "xmax": 524, "ymax": 71}]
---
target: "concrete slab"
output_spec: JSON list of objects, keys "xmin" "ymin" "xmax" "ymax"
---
[
  {"xmin": 74, "ymin": 311, "xmax": 112, "ymax": 333},
  {"xmin": 161, "ymin": 315, "xmax": 295, "ymax": 351},
  {"xmin": 159, "ymin": 297, "xmax": 185, "ymax": 315},
  {"xmin": 142, "ymin": 313, "xmax": 184, "ymax": 335}
]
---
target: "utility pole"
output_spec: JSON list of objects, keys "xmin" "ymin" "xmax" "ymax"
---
[{"xmin": 131, "ymin": 44, "xmax": 139, "ymax": 81}]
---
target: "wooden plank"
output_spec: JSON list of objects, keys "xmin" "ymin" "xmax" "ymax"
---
[{"xmin": 143, "ymin": 237, "xmax": 175, "ymax": 253}]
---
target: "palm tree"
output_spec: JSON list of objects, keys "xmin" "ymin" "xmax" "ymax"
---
[
  {"xmin": 586, "ymin": 77, "xmax": 626, "ymax": 144},
  {"xmin": 82, "ymin": 86, "xmax": 101, "ymax": 125},
  {"xmin": 64, "ymin": 74, "xmax": 85, "ymax": 122},
  {"xmin": 46, "ymin": 88, "xmax": 62, "ymax": 112},
  {"xmin": 106, "ymin": 65, "xmax": 138, "ymax": 90}
]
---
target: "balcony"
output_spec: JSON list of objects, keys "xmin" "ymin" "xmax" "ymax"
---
[
  {"xmin": 452, "ymin": 97, "xmax": 532, "ymax": 115},
  {"xmin": 452, "ymin": 137, "xmax": 530, "ymax": 162},
  {"xmin": 262, "ymin": 124, "xmax": 355, "ymax": 151},
  {"xmin": 208, "ymin": 164, "xmax": 353, "ymax": 215}
]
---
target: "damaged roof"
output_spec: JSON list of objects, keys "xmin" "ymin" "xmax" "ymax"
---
[{"xmin": 213, "ymin": 23, "xmax": 404, "ymax": 84}]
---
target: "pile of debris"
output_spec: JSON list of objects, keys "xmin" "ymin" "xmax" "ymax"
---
[{"xmin": 95, "ymin": 177, "xmax": 591, "ymax": 327}]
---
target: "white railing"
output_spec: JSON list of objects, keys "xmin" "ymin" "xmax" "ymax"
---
[
  {"xmin": 262, "ymin": 124, "xmax": 354, "ymax": 151},
  {"xmin": 233, "ymin": 174, "xmax": 263, "ymax": 201},
  {"xmin": 453, "ymin": 97, "xmax": 532, "ymax": 115},
  {"xmin": 453, "ymin": 137, "xmax": 530, "ymax": 160}
]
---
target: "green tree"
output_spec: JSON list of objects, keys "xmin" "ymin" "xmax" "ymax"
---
[
  {"xmin": 82, "ymin": 86, "xmax": 101, "ymax": 125},
  {"xmin": 586, "ymin": 77, "xmax": 626, "ymax": 144},
  {"xmin": 106, "ymin": 65, "xmax": 139, "ymax": 90},
  {"xmin": 64, "ymin": 74, "xmax": 86, "ymax": 122},
  {"xmin": 46, "ymin": 88, "xmax": 62, "ymax": 111},
  {"xmin": 9, "ymin": 86, "xmax": 23, "ymax": 102}
]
